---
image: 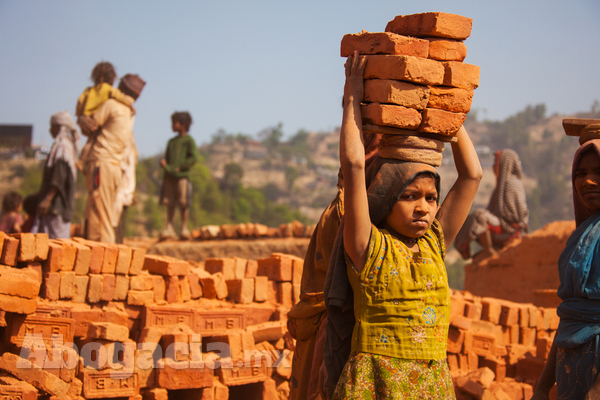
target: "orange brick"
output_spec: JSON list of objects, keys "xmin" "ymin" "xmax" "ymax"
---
[
  {"xmin": 519, "ymin": 307, "xmax": 529, "ymax": 327},
  {"xmin": 0, "ymin": 232, "xmax": 4, "ymax": 257},
  {"xmin": 500, "ymin": 304, "xmax": 520, "ymax": 326},
  {"xmin": 205, "ymin": 258, "xmax": 236, "ymax": 280},
  {"xmin": 0, "ymin": 266, "xmax": 41, "ymax": 299},
  {"xmin": 364, "ymin": 79, "xmax": 430, "ymax": 110},
  {"xmin": 427, "ymin": 86, "xmax": 473, "ymax": 113},
  {"xmin": 65, "ymin": 240, "xmax": 91, "ymax": 275},
  {"xmin": 100, "ymin": 274, "xmax": 116, "ymax": 302},
  {"xmin": 527, "ymin": 306, "xmax": 539, "ymax": 328},
  {"xmin": 245, "ymin": 259, "xmax": 258, "ymax": 278},
  {"xmin": 144, "ymin": 255, "xmax": 190, "ymax": 276},
  {"xmin": 291, "ymin": 258, "xmax": 303, "ymax": 286},
  {"xmin": 464, "ymin": 301, "xmax": 482, "ymax": 320},
  {"xmin": 72, "ymin": 238, "xmax": 104, "ymax": 274},
  {"xmin": 165, "ymin": 276, "xmax": 181, "ymax": 303},
  {"xmin": 451, "ymin": 314, "xmax": 472, "ymax": 331},
  {"xmin": 153, "ymin": 275, "xmax": 166, "ymax": 303},
  {"xmin": 41, "ymin": 272, "xmax": 60, "ymax": 301},
  {"xmin": 442, "ymin": 61, "xmax": 480, "ymax": 90},
  {"xmin": 505, "ymin": 344, "xmax": 536, "ymax": 365},
  {"xmin": 129, "ymin": 246, "xmax": 146, "ymax": 275},
  {"xmin": 114, "ymin": 244, "xmax": 132, "ymax": 275},
  {"xmin": 450, "ymin": 295, "xmax": 465, "ymax": 323},
  {"xmin": 385, "ymin": 12, "xmax": 473, "ymax": 40},
  {"xmin": 100, "ymin": 244, "xmax": 118, "ymax": 274},
  {"xmin": 447, "ymin": 354, "xmax": 459, "ymax": 373},
  {"xmin": 51, "ymin": 239, "xmax": 76, "ymax": 271},
  {"xmin": 340, "ymin": 31, "xmax": 429, "ymax": 57},
  {"xmin": 520, "ymin": 326, "xmax": 536, "ymax": 347},
  {"xmin": 278, "ymin": 282, "xmax": 293, "ymax": 308},
  {"xmin": 58, "ymin": 271, "xmax": 75, "ymax": 299},
  {"xmin": 464, "ymin": 330, "xmax": 496, "ymax": 358},
  {"xmin": 427, "ymin": 38, "xmax": 467, "ymax": 61},
  {"xmin": 11, "ymin": 233, "xmax": 35, "ymax": 262},
  {"xmin": 233, "ymin": 257, "xmax": 248, "ymax": 279},
  {"xmin": 257, "ymin": 257, "xmax": 293, "ymax": 282},
  {"xmin": 417, "ymin": 108, "xmax": 466, "ymax": 136},
  {"xmin": 516, "ymin": 357, "xmax": 545, "ymax": 387},
  {"xmin": 481, "ymin": 298, "xmax": 502, "ymax": 324},
  {"xmin": 254, "ymin": 276, "xmax": 268, "ymax": 303},
  {"xmin": 34, "ymin": 233, "xmax": 49, "ymax": 261},
  {"xmin": 87, "ymin": 274, "xmax": 104, "ymax": 303},
  {"xmin": 447, "ymin": 327, "xmax": 464, "ymax": 353},
  {"xmin": 1, "ymin": 236, "xmax": 19, "ymax": 266},
  {"xmin": 364, "ymin": 54, "xmax": 445, "ymax": 85},
  {"xmin": 536, "ymin": 337, "xmax": 552, "ymax": 360},
  {"xmin": 226, "ymin": 278, "xmax": 254, "ymax": 304},
  {"xmin": 361, "ymin": 103, "xmax": 422, "ymax": 130}
]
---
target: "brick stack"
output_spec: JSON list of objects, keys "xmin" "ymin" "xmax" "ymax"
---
[
  {"xmin": 0, "ymin": 232, "xmax": 301, "ymax": 399},
  {"xmin": 341, "ymin": 12, "xmax": 480, "ymax": 166},
  {"xmin": 189, "ymin": 220, "xmax": 315, "ymax": 241},
  {"xmin": 449, "ymin": 290, "xmax": 559, "ymax": 399}
]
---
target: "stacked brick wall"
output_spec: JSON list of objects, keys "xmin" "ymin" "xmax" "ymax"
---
[{"xmin": 187, "ymin": 220, "xmax": 315, "ymax": 241}]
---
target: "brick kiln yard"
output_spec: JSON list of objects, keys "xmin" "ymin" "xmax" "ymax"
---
[{"xmin": 0, "ymin": 219, "xmax": 575, "ymax": 400}]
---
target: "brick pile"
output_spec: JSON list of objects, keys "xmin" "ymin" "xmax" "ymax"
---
[
  {"xmin": 449, "ymin": 289, "xmax": 559, "ymax": 400},
  {"xmin": 0, "ymin": 232, "xmax": 302, "ymax": 399},
  {"xmin": 187, "ymin": 220, "xmax": 315, "ymax": 241},
  {"xmin": 341, "ymin": 12, "xmax": 480, "ymax": 166}
]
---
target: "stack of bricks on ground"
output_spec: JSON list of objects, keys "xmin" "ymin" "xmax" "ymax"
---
[
  {"xmin": 0, "ymin": 231, "xmax": 557, "ymax": 399},
  {"xmin": 189, "ymin": 220, "xmax": 315, "ymax": 241},
  {"xmin": 341, "ymin": 12, "xmax": 480, "ymax": 138}
]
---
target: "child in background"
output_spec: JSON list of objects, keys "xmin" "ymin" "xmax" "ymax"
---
[
  {"xmin": 0, "ymin": 192, "xmax": 23, "ymax": 234},
  {"xmin": 159, "ymin": 111, "xmax": 199, "ymax": 240},
  {"xmin": 325, "ymin": 52, "xmax": 482, "ymax": 399},
  {"xmin": 75, "ymin": 61, "xmax": 136, "ymax": 171}
]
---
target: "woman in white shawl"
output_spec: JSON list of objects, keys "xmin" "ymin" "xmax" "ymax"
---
[{"xmin": 31, "ymin": 110, "xmax": 81, "ymax": 239}]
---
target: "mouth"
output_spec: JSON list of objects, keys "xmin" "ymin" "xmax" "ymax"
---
[{"xmin": 413, "ymin": 219, "xmax": 428, "ymax": 227}]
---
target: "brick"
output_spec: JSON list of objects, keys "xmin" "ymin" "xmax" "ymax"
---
[
  {"xmin": 291, "ymin": 258, "xmax": 303, "ymax": 286},
  {"xmin": 447, "ymin": 354, "xmax": 459, "ymax": 373},
  {"xmin": 165, "ymin": 276, "xmax": 181, "ymax": 303},
  {"xmin": 386, "ymin": 12, "xmax": 473, "ymax": 40},
  {"xmin": 253, "ymin": 276, "xmax": 268, "ymax": 303},
  {"xmin": 500, "ymin": 304, "xmax": 520, "ymax": 326},
  {"xmin": 11, "ymin": 233, "xmax": 36, "ymax": 262},
  {"xmin": 245, "ymin": 259, "xmax": 258, "ymax": 278},
  {"xmin": 0, "ymin": 265, "xmax": 41, "ymax": 298},
  {"xmin": 144, "ymin": 255, "xmax": 190, "ymax": 276},
  {"xmin": 426, "ymin": 38, "xmax": 467, "ymax": 61},
  {"xmin": 442, "ymin": 61, "xmax": 480, "ymax": 90},
  {"xmin": 115, "ymin": 244, "xmax": 132, "ymax": 275},
  {"xmin": 233, "ymin": 257, "xmax": 247, "ymax": 279},
  {"xmin": 88, "ymin": 322, "xmax": 130, "ymax": 342},
  {"xmin": 100, "ymin": 274, "xmax": 116, "ymax": 302},
  {"xmin": 519, "ymin": 307, "xmax": 529, "ymax": 327},
  {"xmin": 51, "ymin": 239, "xmax": 76, "ymax": 271},
  {"xmin": 65, "ymin": 240, "xmax": 91, "ymax": 275},
  {"xmin": 87, "ymin": 274, "xmax": 104, "ymax": 303},
  {"xmin": 257, "ymin": 256, "xmax": 293, "ymax": 282},
  {"xmin": 144, "ymin": 388, "xmax": 168, "ymax": 400},
  {"xmin": 127, "ymin": 290, "xmax": 155, "ymax": 306},
  {"xmin": 451, "ymin": 314, "xmax": 472, "ymax": 331},
  {"xmin": 277, "ymin": 282, "xmax": 293, "ymax": 308},
  {"xmin": 155, "ymin": 358, "xmax": 214, "ymax": 389},
  {"xmin": 217, "ymin": 357, "xmax": 270, "ymax": 386},
  {"xmin": 449, "ymin": 295, "xmax": 465, "ymax": 322},
  {"xmin": 427, "ymin": 86, "xmax": 473, "ymax": 114},
  {"xmin": 361, "ymin": 102, "xmax": 422, "ymax": 130},
  {"xmin": 0, "ymin": 354, "xmax": 68, "ymax": 397},
  {"xmin": 205, "ymin": 332, "xmax": 252, "ymax": 360},
  {"xmin": 195, "ymin": 310, "xmax": 246, "ymax": 335},
  {"xmin": 205, "ymin": 258, "xmax": 236, "ymax": 280},
  {"xmin": 143, "ymin": 306, "xmax": 196, "ymax": 330},
  {"xmin": 130, "ymin": 272, "xmax": 154, "ymax": 291},
  {"xmin": 293, "ymin": 283, "xmax": 301, "ymax": 305},
  {"xmin": 80, "ymin": 369, "xmax": 138, "ymax": 399},
  {"xmin": 479, "ymin": 357, "xmax": 506, "ymax": 382},
  {"xmin": 188, "ymin": 271, "xmax": 203, "ymax": 299},
  {"xmin": 364, "ymin": 54, "xmax": 445, "ymax": 85},
  {"xmin": 201, "ymin": 272, "xmax": 228, "ymax": 300},
  {"xmin": 267, "ymin": 280, "xmax": 278, "ymax": 304},
  {"xmin": 520, "ymin": 326, "xmax": 537, "ymax": 347},
  {"xmin": 247, "ymin": 321, "xmax": 287, "ymax": 344},
  {"xmin": 180, "ymin": 276, "xmax": 192, "ymax": 302},
  {"xmin": 113, "ymin": 275, "xmax": 129, "ymax": 301},
  {"xmin": 129, "ymin": 247, "xmax": 146, "ymax": 275},
  {"xmin": 34, "ymin": 232, "xmax": 49, "ymax": 261},
  {"xmin": 153, "ymin": 275, "xmax": 166, "ymax": 303},
  {"xmin": 455, "ymin": 375, "xmax": 485, "ymax": 398},
  {"xmin": 6, "ymin": 313, "xmax": 75, "ymax": 349},
  {"xmin": 516, "ymin": 357, "xmax": 545, "ymax": 386},
  {"xmin": 505, "ymin": 344, "xmax": 536, "ymax": 365},
  {"xmin": 447, "ymin": 327, "xmax": 464, "ymax": 353},
  {"xmin": 364, "ymin": 79, "xmax": 430, "ymax": 110},
  {"xmin": 464, "ymin": 301, "xmax": 482, "ymax": 320},
  {"xmin": 59, "ymin": 270, "xmax": 75, "ymax": 299},
  {"xmin": 480, "ymin": 298, "xmax": 502, "ymax": 324},
  {"xmin": 71, "ymin": 308, "xmax": 129, "ymax": 338},
  {"xmin": 100, "ymin": 244, "xmax": 118, "ymax": 274},
  {"xmin": 1, "ymin": 236, "xmax": 19, "ymax": 266},
  {"xmin": 73, "ymin": 275, "xmax": 89, "ymax": 303},
  {"xmin": 0, "ymin": 374, "xmax": 38, "ymax": 400},
  {"xmin": 340, "ymin": 31, "xmax": 428, "ymax": 58},
  {"xmin": 464, "ymin": 330, "xmax": 496, "ymax": 358},
  {"xmin": 41, "ymin": 272, "xmax": 60, "ymax": 300},
  {"xmin": 536, "ymin": 336, "xmax": 552, "ymax": 360},
  {"xmin": 73, "ymin": 238, "xmax": 105, "ymax": 274},
  {"xmin": 417, "ymin": 108, "xmax": 466, "ymax": 136},
  {"xmin": 0, "ymin": 232, "xmax": 4, "ymax": 257},
  {"xmin": 160, "ymin": 332, "xmax": 190, "ymax": 361}
]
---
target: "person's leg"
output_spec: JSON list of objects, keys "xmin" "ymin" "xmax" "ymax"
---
[
  {"xmin": 180, "ymin": 206, "xmax": 190, "ymax": 239},
  {"xmin": 475, "ymin": 229, "xmax": 498, "ymax": 260}
]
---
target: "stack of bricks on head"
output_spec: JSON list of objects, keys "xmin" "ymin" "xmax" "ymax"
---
[
  {"xmin": 0, "ymin": 230, "xmax": 302, "ymax": 399},
  {"xmin": 341, "ymin": 12, "xmax": 480, "ymax": 166}
]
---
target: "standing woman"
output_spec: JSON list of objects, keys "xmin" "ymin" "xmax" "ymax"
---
[
  {"xmin": 32, "ymin": 110, "xmax": 81, "ymax": 239},
  {"xmin": 455, "ymin": 149, "xmax": 529, "ymax": 260},
  {"xmin": 532, "ymin": 129, "xmax": 600, "ymax": 399}
]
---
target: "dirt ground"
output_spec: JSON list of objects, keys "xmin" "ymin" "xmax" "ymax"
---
[{"xmin": 125, "ymin": 237, "xmax": 311, "ymax": 262}]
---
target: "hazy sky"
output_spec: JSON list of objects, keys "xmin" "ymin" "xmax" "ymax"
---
[{"xmin": 1, "ymin": 1, "xmax": 599, "ymax": 156}]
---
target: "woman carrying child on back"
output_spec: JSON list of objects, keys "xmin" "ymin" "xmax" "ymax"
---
[{"xmin": 326, "ymin": 52, "xmax": 482, "ymax": 399}]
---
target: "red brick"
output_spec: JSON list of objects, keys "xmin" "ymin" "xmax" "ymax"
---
[
  {"xmin": 364, "ymin": 79, "xmax": 430, "ymax": 110},
  {"xmin": 100, "ymin": 244, "xmax": 118, "ymax": 274},
  {"xmin": 464, "ymin": 301, "xmax": 482, "ymax": 320},
  {"xmin": 87, "ymin": 274, "xmax": 104, "ymax": 303},
  {"xmin": 59, "ymin": 271, "xmax": 75, "ymax": 299},
  {"xmin": 245, "ymin": 260, "xmax": 258, "ymax": 278},
  {"xmin": 12, "ymin": 233, "xmax": 36, "ymax": 262},
  {"xmin": 216, "ymin": 357, "xmax": 270, "ymax": 386},
  {"xmin": 361, "ymin": 102, "xmax": 422, "ymax": 130},
  {"xmin": 127, "ymin": 290, "xmax": 155, "ymax": 306},
  {"xmin": 0, "ymin": 232, "xmax": 4, "ymax": 257},
  {"xmin": 450, "ymin": 295, "xmax": 465, "ymax": 323},
  {"xmin": 277, "ymin": 282, "xmax": 293, "ymax": 308},
  {"xmin": 130, "ymin": 272, "xmax": 154, "ymax": 291},
  {"xmin": 205, "ymin": 258, "xmax": 236, "ymax": 280},
  {"xmin": 247, "ymin": 321, "xmax": 287, "ymax": 344},
  {"xmin": 464, "ymin": 330, "xmax": 496, "ymax": 358},
  {"xmin": 505, "ymin": 344, "xmax": 536, "ymax": 365},
  {"xmin": 0, "ymin": 352, "xmax": 69, "ymax": 397},
  {"xmin": 500, "ymin": 304, "xmax": 520, "ymax": 326},
  {"xmin": 71, "ymin": 307, "xmax": 129, "ymax": 338},
  {"xmin": 442, "ymin": 61, "xmax": 480, "ymax": 90},
  {"xmin": 386, "ymin": 12, "xmax": 473, "ymax": 40},
  {"xmin": 451, "ymin": 314, "xmax": 472, "ymax": 331},
  {"xmin": 155, "ymin": 359, "xmax": 213, "ymax": 389},
  {"xmin": 0, "ymin": 266, "xmax": 41, "ymax": 298},
  {"xmin": 520, "ymin": 326, "xmax": 537, "ymax": 347},
  {"xmin": 34, "ymin": 233, "xmax": 49, "ymax": 261},
  {"xmin": 165, "ymin": 276, "xmax": 181, "ymax": 303},
  {"xmin": 144, "ymin": 255, "xmax": 190, "ymax": 276},
  {"xmin": 1, "ymin": 236, "xmax": 19, "ymax": 266},
  {"xmin": 257, "ymin": 257, "xmax": 293, "ymax": 282},
  {"xmin": 340, "ymin": 31, "xmax": 428, "ymax": 57},
  {"xmin": 114, "ymin": 274, "xmax": 130, "ymax": 301},
  {"xmin": 51, "ymin": 239, "xmax": 76, "ymax": 271},
  {"xmin": 188, "ymin": 269, "xmax": 207, "ymax": 299},
  {"xmin": 447, "ymin": 327, "xmax": 464, "ymax": 353},
  {"xmin": 427, "ymin": 38, "xmax": 467, "ymax": 61},
  {"xmin": 72, "ymin": 238, "xmax": 104, "ymax": 274},
  {"xmin": 41, "ymin": 272, "xmax": 60, "ymax": 300},
  {"xmin": 364, "ymin": 54, "xmax": 445, "ymax": 85},
  {"xmin": 254, "ymin": 276, "xmax": 268, "ymax": 303},
  {"xmin": 115, "ymin": 244, "xmax": 132, "ymax": 275},
  {"xmin": 227, "ymin": 278, "xmax": 255, "ymax": 304},
  {"xmin": 129, "ymin": 246, "xmax": 146, "ymax": 275},
  {"xmin": 479, "ymin": 357, "xmax": 506, "ymax": 382},
  {"xmin": 63, "ymin": 240, "xmax": 91, "ymax": 275},
  {"xmin": 100, "ymin": 274, "xmax": 116, "ymax": 302},
  {"xmin": 417, "ymin": 108, "xmax": 466, "ymax": 136},
  {"xmin": 80, "ymin": 369, "xmax": 138, "ymax": 399},
  {"xmin": 447, "ymin": 354, "xmax": 459, "ymax": 373},
  {"xmin": 0, "ymin": 374, "xmax": 38, "ymax": 400},
  {"xmin": 73, "ymin": 275, "xmax": 89, "ymax": 303},
  {"xmin": 233, "ymin": 257, "xmax": 248, "ymax": 279},
  {"xmin": 153, "ymin": 275, "xmax": 166, "ymax": 303},
  {"xmin": 87, "ymin": 322, "xmax": 129, "ymax": 342},
  {"xmin": 427, "ymin": 86, "xmax": 473, "ymax": 114},
  {"xmin": 519, "ymin": 307, "xmax": 529, "ymax": 327},
  {"xmin": 527, "ymin": 306, "xmax": 539, "ymax": 328}
]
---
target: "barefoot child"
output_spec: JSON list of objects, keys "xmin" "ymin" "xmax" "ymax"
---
[{"xmin": 325, "ymin": 52, "xmax": 482, "ymax": 399}]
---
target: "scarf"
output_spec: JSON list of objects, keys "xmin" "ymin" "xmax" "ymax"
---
[{"xmin": 48, "ymin": 111, "xmax": 81, "ymax": 178}]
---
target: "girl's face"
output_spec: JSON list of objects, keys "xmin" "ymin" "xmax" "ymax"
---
[
  {"xmin": 384, "ymin": 176, "xmax": 439, "ymax": 238},
  {"xmin": 575, "ymin": 150, "xmax": 600, "ymax": 214}
]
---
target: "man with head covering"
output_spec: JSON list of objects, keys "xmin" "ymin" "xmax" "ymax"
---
[
  {"xmin": 31, "ymin": 110, "xmax": 81, "ymax": 239},
  {"xmin": 79, "ymin": 74, "xmax": 145, "ymax": 243}
]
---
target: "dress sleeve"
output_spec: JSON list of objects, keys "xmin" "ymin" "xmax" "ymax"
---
[
  {"xmin": 345, "ymin": 225, "xmax": 382, "ymax": 283},
  {"xmin": 430, "ymin": 219, "xmax": 446, "ymax": 260}
]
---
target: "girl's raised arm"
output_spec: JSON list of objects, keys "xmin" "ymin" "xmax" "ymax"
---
[
  {"xmin": 438, "ymin": 125, "xmax": 483, "ymax": 245},
  {"xmin": 341, "ymin": 52, "xmax": 371, "ymax": 272}
]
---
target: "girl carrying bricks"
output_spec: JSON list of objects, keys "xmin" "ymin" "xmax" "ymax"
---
[
  {"xmin": 532, "ymin": 126, "xmax": 600, "ymax": 400},
  {"xmin": 323, "ymin": 51, "xmax": 482, "ymax": 399}
]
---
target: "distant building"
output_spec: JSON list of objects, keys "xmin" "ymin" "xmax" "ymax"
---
[{"xmin": 0, "ymin": 125, "xmax": 32, "ymax": 148}]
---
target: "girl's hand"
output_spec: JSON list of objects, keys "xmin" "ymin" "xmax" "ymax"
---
[{"xmin": 343, "ymin": 51, "xmax": 366, "ymax": 106}]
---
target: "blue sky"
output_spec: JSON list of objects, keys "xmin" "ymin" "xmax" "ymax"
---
[{"xmin": 1, "ymin": 0, "xmax": 599, "ymax": 156}]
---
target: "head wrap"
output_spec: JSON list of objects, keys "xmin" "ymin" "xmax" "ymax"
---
[
  {"xmin": 572, "ymin": 139, "xmax": 600, "ymax": 226},
  {"xmin": 487, "ymin": 149, "xmax": 528, "ymax": 233},
  {"xmin": 119, "ymin": 74, "xmax": 145, "ymax": 99},
  {"xmin": 48, "ymin": 110, "xmax": 81, "ymax": 178}
]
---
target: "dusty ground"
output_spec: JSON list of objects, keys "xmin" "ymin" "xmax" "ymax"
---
[{"xmin": 125, "ymin": 237, "xmax": 311, "ymax": 262}]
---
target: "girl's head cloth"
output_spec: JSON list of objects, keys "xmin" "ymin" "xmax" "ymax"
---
[{"xmin": 572, "ymin": 139, "xmax": 600, "ymax": 226}]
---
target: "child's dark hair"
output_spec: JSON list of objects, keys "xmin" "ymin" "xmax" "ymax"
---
[
  {"xmin": 2, "ymin": 191, "xmax": 23, "ymax": 214},
  {"xmin": 22, "ymin": 194, "xmax": 38, "ymax": 216},
  {"xmin": 171, "ymin": 112, "xmax": 193, "ymax": 131},
  {"xmin": 91, "ymin": 62, "xmax": 117, "ymax": 85}
]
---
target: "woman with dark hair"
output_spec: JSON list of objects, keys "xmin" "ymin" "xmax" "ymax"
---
[
  {"xmin": 455, "ymin": 148, "xmax": 529, "ymax": 260},
  {"xmin": 532, "ymin": 126, "xmax": 600, "ymax": 399}
]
